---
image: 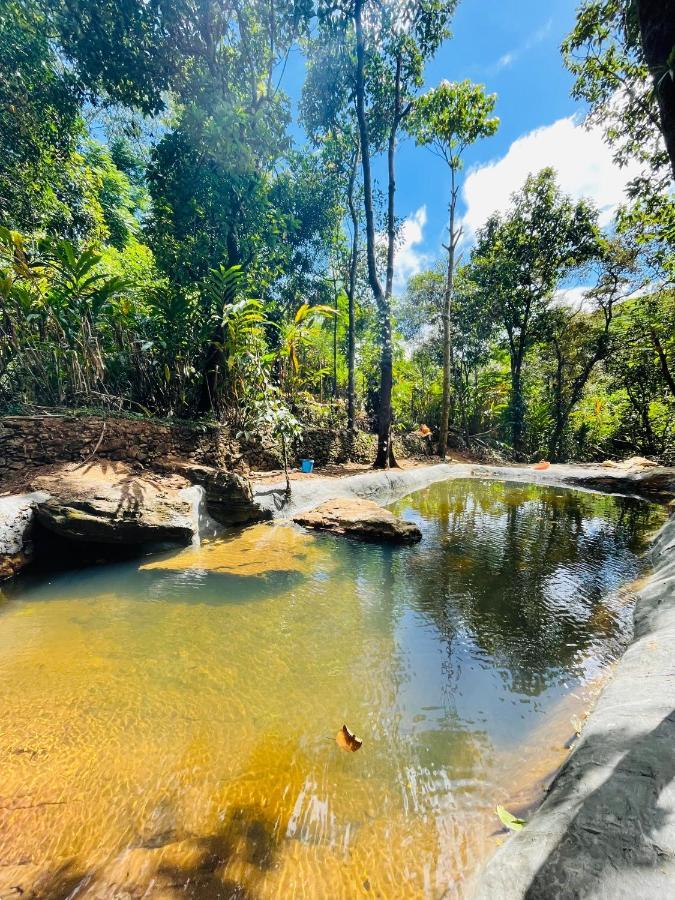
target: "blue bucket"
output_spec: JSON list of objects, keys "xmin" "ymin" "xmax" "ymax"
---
[{"xmin": 300, "ymin": 459, "xmax": 314, "ymax": 474}]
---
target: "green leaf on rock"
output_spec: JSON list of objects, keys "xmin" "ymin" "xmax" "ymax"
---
[{"xmin": 496, "ymin": 805, "xmax": 526, "ymax": 831}]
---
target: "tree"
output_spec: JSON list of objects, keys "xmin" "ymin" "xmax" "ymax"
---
[
  {"xmin": 471, "ymin": 169, "xmax": 600, "ymax": 456},
  {"xmin": 409, "ymin": 80, "xmax": 499, "ymax": 457},
  {"xmin": 243, "ymin": 389, "xmax": 303, "ymax": 496},
  {"xmin": 0, "ymin": 0, "xmax": 84, "ymax": 233},
  {"xmin": 301, "ymin": 37, "xmax": 365, "ymax": 433},
  {"xmin": 539, "ymin": 240, "xmax": 639, "ymax": 460},
  {"xmin": 634, "ymin": 0, "xmax": 675, "ymax": 180},
  {"xmin": 395, "ymin": 266, "xmax": 445, "ymax": 340},
  {"xmin": 607, "ymin": 296, "xmax": 675, "ymax": 457},
  {"xmin": 315, "ymin": 0, "xmax": 454, "ymax": 467},
  {"xmin": 562, "ymin": 0, "xmax": 671, "ymax": 188}
]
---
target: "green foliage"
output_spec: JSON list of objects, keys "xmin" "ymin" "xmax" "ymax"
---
[
  {"xmin": 471, "ymin": 168, "xmax": 601, "ymax": 453},
  {"xmin": 0, "ymin": 0, "xmax": 83, "ymax": 232},
  {"xmin": 395, "ymin": 267, "xmax": 444, "ymax": 340},
  {"xmin": 409, "ymin": 80, "xmax": 499, "ymax": 168},
  {"xmin": 562, "ymin": 0, "xmax": 669, "ymax": 187},
  {"xmin": 0, "ymin": 0, "xmax": 672, "ymax": 471},
  {"xmin": 0, "ymin": 228, "xmax": 130, "ymax": 405},
  {"xmin": 241, "ymin": 386, "xmax": 304, "ymax": 492}
]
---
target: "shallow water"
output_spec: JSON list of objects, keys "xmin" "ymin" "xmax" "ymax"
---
[{"xmin": 0, "ymin": 479, "xmax": 664, "ymax": 898}]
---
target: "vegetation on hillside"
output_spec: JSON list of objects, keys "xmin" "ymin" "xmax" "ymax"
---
[{"xmin": 0, "ymin": 0, "xmax": 673, "ymax": 465}]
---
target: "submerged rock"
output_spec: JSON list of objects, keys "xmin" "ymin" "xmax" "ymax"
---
[
  {"xmin": 32, "ymin": 462, "xmax": 195, "ymax": 546},
  {"xmin": 293, "ymin": 497, "xmax": 422, "ymax": 544},
  {"xmin": 0, "ymin": 492, "xmax": 48, "ymax": 579}
]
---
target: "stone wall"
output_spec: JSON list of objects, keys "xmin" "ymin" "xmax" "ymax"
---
[
  {"xmin": 295, "ymin": 427, "xmax": 376, "ymax": 467},
  {"xmin": 295, "ymin": 429, "xmax": 415, "ymax": 468},
  {"xmin": 0, "ymin": 414, "xmax": 402, "ymax": 482},
  {"xmin": 0, "ymin": 415, "xmax": 241, "ymax": 480}
]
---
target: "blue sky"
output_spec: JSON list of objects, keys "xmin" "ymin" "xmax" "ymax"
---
[
  {"xmin": 397, "ymin": 0, "xmax": 580, "ymax": 232},
  {"xmin": 285, "ymin": 0, "xmax": 638, "ymax": 296}
]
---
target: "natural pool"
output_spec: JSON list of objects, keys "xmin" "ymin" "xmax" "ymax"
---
[{"xmin": 0, "ymin": 478, "xmax": 665, "ymax": 898}]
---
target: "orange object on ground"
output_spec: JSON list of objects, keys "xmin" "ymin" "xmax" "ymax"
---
[{"xmin": 532, "ymin": 461, "xmax": 551, "ymax": 470}]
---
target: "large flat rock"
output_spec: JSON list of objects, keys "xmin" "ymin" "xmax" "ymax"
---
[
  {"xmin": 32, "ymin": 462, "xmax": 196, "ymax": 546},
  {"xmin": 293, "ymin": 497, "xmax": 422, "ymax": 544}
]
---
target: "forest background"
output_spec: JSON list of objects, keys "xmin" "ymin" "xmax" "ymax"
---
[{"xmin": 1, "ymin": 0, "xmax": 673, "ymax": 466}]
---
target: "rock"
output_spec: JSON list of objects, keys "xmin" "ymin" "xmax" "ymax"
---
[
  {"xmin": 565, "ymin": 466, "xmax": 675, "ymax": 502},
  {"xmin": 0, "ymin": 492, "xmax": 48, "ymax": 580},
  {"xmin": 293, "ymin": 497, "xmax": 422, "ymax": 544},
  {"xmin": 601, "ymin": 455, "xmax": 659, "ymax": 469},
  {"xmin": 155, "ymin": 460, "xmax": 270, "ymax": 526},
  {"xmin": 32, "ymin": 462, "xmax": 195, "ymax": 546}
]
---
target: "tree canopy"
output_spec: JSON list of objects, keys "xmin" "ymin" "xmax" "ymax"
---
[{"xmin": 0, "ymin": 0, "xmax": 673, "ymax": 467}]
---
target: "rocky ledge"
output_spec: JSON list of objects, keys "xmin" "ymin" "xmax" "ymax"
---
[
  {"xmin": 293, "ymin": 497, "xmax": 422, "ymax": 544},
  {"xmin": 0, "ymin": 492, "xmax": 49, "ymax": 579},
  {"xmin": 32, "ymin": 462, "xmax": 197, "ymax": 546},
  {"xmin": 156, "ymin": 459, "xmax": 270, "ymax": 527},
  {"xmin": 0, "ymin": 458, "xmax": 268, "ymax": 579}
]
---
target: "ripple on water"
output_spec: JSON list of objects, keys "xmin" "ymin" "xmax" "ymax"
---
[{"xmin": 0, "ymin": 479, "xmax": 664, "ymax": 897}]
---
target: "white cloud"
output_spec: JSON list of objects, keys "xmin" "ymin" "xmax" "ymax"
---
[
  {"xmin": 392, "ymin": 206, "xmax": 430, "ymax": 293},
  {"xmin": 490, "ymin": 20, "xmax": 552, "ymax": 72},
  {"xmin": 552, "ymin": 286, "xmax": 593, "ymax": 310},
  {"xmin": 461, "ymin": 116, "xmax": 642, "ymax": 240},
  {"xmin": 496, "ymin": 52, "xmax": 514, "ymax": 71}
]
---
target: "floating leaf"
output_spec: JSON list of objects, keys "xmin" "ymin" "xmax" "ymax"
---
[
  {"xmin": 496, "ymin": 805, "xmax": 526, "ymax": 831},
  {"xmin": 336, "ymin": 724, "xmax": 362, "ymax": 752}
]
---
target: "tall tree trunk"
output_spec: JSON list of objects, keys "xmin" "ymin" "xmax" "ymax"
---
[
  {"xmin": 354, "ymin": 0, "xmax": 397, "ymax": 469},
  {"xmin": 346, "ymin": 146, "xmax": 359, "ymax": 435},
  {"xmin": 332, "ymin": 283, "xmax": 338, "ymax": 399},
  {"xmin": 548, "ymin": 422, "xmax": 564, "ymax": 462},
  {"xmin": 510, "ymin": 355, "xmax": 525, "ymax": 456},
  {"xmin": 198, "ymin": 326, "xmax": 224, "ymax": 414},
  {"xmin": 547, "ymin": 343, "xmax": 565, "ymax": 461},
  {"xmin": 649, "ymin": 326, "xmax": 675, "ymax": 396},
  {"xmin": 636, "ymin": 0, "xmax": 675, "ymax": 180},
  {"xmin": 375, "ymin": 52, "xmax": 403, "ymax": 468},
  {"xmin": 438, "ymin": 167, "xmax": 459, "ymax": 458}
]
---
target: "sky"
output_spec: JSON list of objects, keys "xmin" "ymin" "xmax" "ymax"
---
[{"xmin": 286, "ymin": 0, "xmax": 640, "ymax": 294}]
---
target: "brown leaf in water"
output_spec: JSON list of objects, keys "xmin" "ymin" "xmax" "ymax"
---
[{"xmin": 336, "ymin": 724, "xmax": 362, "ymax": 752}]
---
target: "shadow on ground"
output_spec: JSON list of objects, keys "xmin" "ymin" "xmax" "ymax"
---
[{"xmin": 522, "ymin": 708, "xmax": 675, "ymax": 898}]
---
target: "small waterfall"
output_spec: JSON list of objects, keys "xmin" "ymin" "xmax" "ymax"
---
[{"xmin": 180, "ymin": 483, "xmax": 229, "ymax": 544}]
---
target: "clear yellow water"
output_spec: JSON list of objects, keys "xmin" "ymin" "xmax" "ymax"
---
[{"xmin": 0, "ymin": 479, "xmax": 664, "ymax": 898}]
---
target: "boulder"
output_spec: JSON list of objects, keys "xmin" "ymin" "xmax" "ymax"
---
[
  {"xmin": 32, "ymin": 462, "xmax": 195, "ymax": 546},
  {"xmin": 0, "ymin": 492, "xmax": 48, "ymax": 579},
  {"xmin": 293, "ymin": 497, "xmax": 422, "ymax": 544},
  {"xmin": 157, "ymin": 461, "xmax": 270, "ymax": 526}
]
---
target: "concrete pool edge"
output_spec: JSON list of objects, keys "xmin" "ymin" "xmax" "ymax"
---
[
  {"xmin": 253, "ymin": 461, "xmax": 675, "ymax": 516},
  {"xmin": 470, "ymin": 512, "xmax": 675, "ymax": 899},
  {"xmin": 255, "ymin": 463, "xmax": 675, "ymax": 897}
]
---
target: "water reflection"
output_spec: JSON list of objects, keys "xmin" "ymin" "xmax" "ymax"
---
[
  {"xmin": 390, "ymin": 480, "xmax": 661, "ymax": 738},
  {"xmin": 0, "ymin": 479, "xmax": 663, "ymax": 898}
]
